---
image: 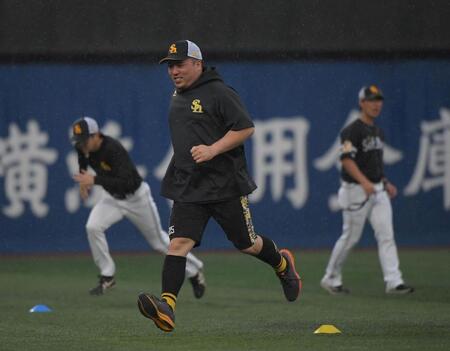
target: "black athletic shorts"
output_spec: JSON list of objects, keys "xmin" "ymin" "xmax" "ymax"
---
[{"xmin": 168, "ymin": 196, "xmax": 258, "ymax": 250}]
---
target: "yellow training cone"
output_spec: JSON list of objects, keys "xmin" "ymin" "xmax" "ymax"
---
[{"xmin": 314, "ymin": 324, "xmax": 342, "ymax": 334}]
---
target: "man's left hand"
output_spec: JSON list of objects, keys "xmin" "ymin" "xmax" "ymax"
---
[
  {"xmin": 385, "ymin": 182, "xmax": 398, "ymax": 198},
  {"xmin": 73, "ymin": 170, "xmax": 95, "ymax": 186},
  {"xmin": 191, "ymin": 145, "xmax": 217, "ymax": 163}
]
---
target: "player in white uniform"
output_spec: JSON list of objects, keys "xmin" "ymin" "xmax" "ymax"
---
[
  {"xmin": 320, "ymin": 86, "xmax": 414, "ymax": 295},
  {"xmin": 70, "ymin": 117, "xmax": 206, "ymax": 297}
]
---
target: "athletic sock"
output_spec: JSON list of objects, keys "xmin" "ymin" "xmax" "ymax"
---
[
  {"xmin": 161, "ymin": 292, "xmax": 177, "ymax": 311},
  {"xmin": 275, "ymin": 256, "xmax": 287, "ymax": 274},
  {"xmin": 161, "ymin": 255, "xmax": 186, "ymax": 312},
  {"xmin": 254, "ymin": 235, "xmax": 284, "ymax": 270}
]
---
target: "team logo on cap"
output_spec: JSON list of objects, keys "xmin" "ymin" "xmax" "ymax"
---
[
  {"xmin": 73, "ymin": 124, "xmax": 82, "ymax": 135},
  {"xmin": 169, "ymin": 44, "xmax": 177, "ymax": 54},
  {"xmin": 369, "ymin": 85, "xmax": 379, "ymax": 94},
  {"xmin": 191, "ymin": 99, "xmax": 203, "ymax": 113}
]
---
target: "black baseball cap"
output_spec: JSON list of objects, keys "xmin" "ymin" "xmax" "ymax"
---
[
  {"xmin": 71, "ymin": 117, "xmax": 99, "ymax": 146},
  {"xmin": 358, "ymin": 85, "xmax": 384, "ymax": 101},
  {"xmin": 159, "ymin": 40, "xmax": 203, "ymax": 64}
]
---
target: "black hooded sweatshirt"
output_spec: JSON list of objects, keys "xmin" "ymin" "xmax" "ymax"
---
[{"xmin": 161, "ymin": 67, "xmax": 257, "ymax": 203}]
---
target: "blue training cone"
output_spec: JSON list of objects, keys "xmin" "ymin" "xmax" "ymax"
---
[{"xmin": 29, "ymin": 304, "xmax": 52, "ymax": 313}]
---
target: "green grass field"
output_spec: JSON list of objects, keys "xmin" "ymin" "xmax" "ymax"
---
[{"xmin": 1, "ymin": 249, "xmax": 449, "ymax": 351}]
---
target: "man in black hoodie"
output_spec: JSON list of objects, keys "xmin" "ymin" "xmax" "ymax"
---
[{"xmin": 137, "ymin": 40, "xmax": 302, "ymax": 332}]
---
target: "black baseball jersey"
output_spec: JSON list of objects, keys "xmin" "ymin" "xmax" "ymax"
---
[
  {"xmin": 161, "ymin": 67, "xmax": 257, "ymax": 203},
  {"xmin": 340, "ymin": 118, "xmax": 385, "ymax": 183},
  {"xmin": 77, "ymin": 135, "xmax": 142, "ymax": 199}
]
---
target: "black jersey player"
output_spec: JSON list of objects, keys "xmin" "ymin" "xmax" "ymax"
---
[
  {"xmin": 137, "ymin": 40, "xmax": 302, "ymax": 332},
  {"xmin": 320, "ymin": 86, "xmax": 414, "ymax": 295}
]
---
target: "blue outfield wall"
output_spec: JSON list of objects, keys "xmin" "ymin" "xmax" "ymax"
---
[{"xmin": 0, "ymin": 61, "xmax": 449, "ymax": 253}]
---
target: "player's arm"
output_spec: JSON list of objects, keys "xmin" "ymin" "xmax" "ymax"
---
[
  {"xmin": 191, "ymin": 128, "xmax": 254, "ymax": 163},
  {"xmin": 191, "ymin": 86, "xmax": 254, "ymax": 164},
  {"xmin": 340, "ymin": 128, "xmax": 375, "ymax": 196},
  {"xmin": 75, "ymin": 148, "xmax": 91, "ymax": 199},
  {"xmin": 378, "ymin": 128, "xmax": 397, "ymax": 198},
  {"xmin": 76, "ymin": 148, "xmax": 89, "ymax": 172},
  {"xmin": 341, "ymin": 158, "xmax": 375, "ymax": 195},
  {"xmin": 382, "ymin": 177, "xmax": 397, "ymax": 198}
]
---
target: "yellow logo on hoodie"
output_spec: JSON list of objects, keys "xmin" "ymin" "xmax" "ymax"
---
[
  {"xmin": 100, "ymin": 161, "xmax": 112, "ymax": 171},
  {"xmin": 191, "ymin": 99, "xmax": 204, "ymax": 113}
]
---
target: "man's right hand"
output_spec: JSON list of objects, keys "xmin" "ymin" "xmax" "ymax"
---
[{"xmin": 361, "ymin": 181, "xmax": 375, "ymax": 196}]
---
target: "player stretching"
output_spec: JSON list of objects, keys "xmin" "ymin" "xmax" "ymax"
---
[
  {"xmin": 137, "ymin": 40, "xmax": 301, "ymax": 333},
  {"xmin": 70, "ymin": 116, "xmax": 206, "ymax": 298},
  {"xmin": 320, "ymin": 86, "xmax": 414, "ymax": 295}
]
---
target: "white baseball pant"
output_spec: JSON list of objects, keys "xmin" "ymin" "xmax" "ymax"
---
[
  {"xmin": 322, "ymin": 181, "xmax": 404, "ymax": 290},
  {"xmin": 85, "ymin": 182, "xmax": 203, "ymax": 277}
]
